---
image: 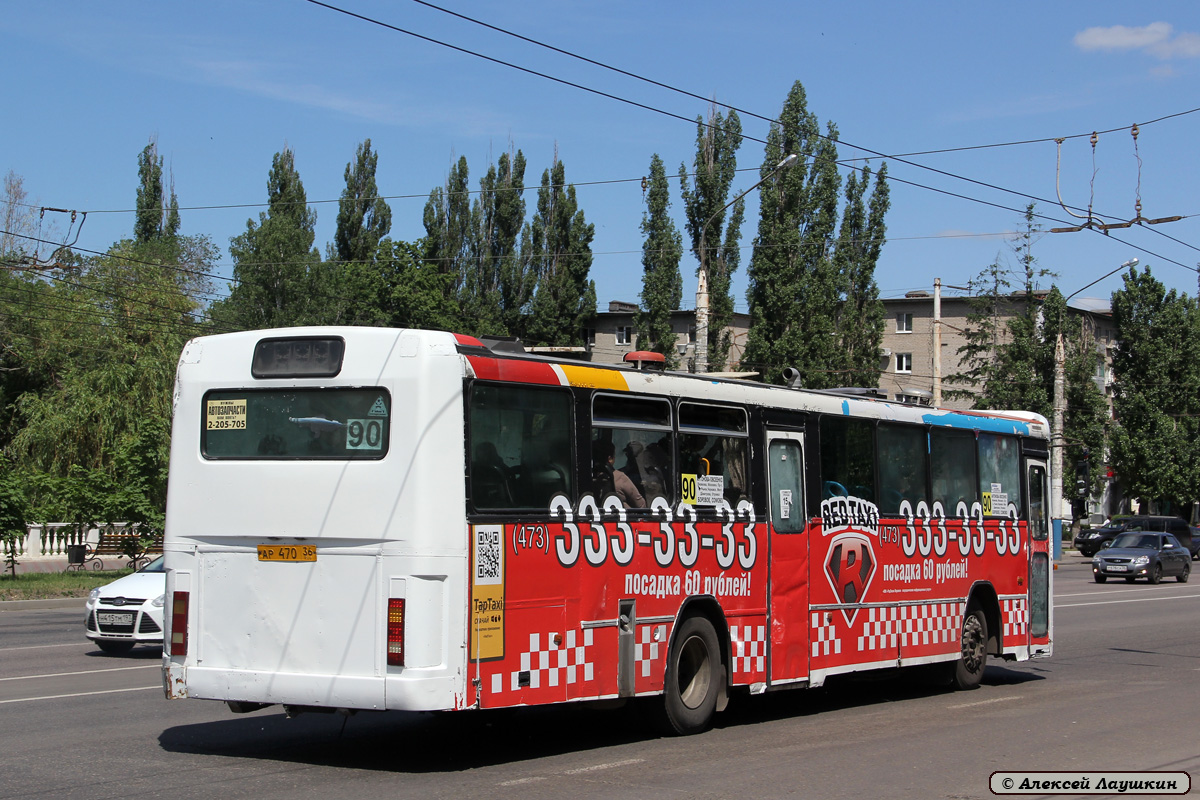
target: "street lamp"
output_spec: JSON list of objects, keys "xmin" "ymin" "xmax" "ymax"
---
[
  {"xmin": 693, "ymin": 153, "xmax": 798, "ymax": 373},
  {"xmin": 1066, "ymin": 258, "xmax": 1137, "ymax": 305}
]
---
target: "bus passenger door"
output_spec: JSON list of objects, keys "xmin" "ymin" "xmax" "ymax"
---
[
  {"xmin": 766, "ymin": 431, "xmax": 809, "ymax": 685},
  {"xmin": 1025, "ymin": 459, "xmax": 1052, "ymax": 656}
]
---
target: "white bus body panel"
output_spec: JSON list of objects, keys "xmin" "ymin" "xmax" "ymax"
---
[{"xmin": 164, "ymin": 328, "xmax": 470, "ymax": 712}]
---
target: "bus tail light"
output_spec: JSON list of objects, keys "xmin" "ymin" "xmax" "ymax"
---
[
  {"xmin": 387, "ymin": 599, "xmax": 405, "ymax": 667},
  {"xmin": 170, "ymin": 591, "xmax": 190, "ymax": 656}
]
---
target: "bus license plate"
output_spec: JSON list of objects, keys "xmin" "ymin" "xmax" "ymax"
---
[
  {"xmin": 257, "ymin": 545, "xmax": 317, "ymax": 562},
  {"xmin": 1106, "ymin": 565, "xmax": 1128, "ymax": 572},
  {"xmin": 98, "ymin": 612, "xmax": 133, "ymax": 625}
]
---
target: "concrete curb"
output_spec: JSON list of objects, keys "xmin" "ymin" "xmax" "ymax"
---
[{"xmin": 0, "ymin": 597, "xmax": 88, "ymax": 611}]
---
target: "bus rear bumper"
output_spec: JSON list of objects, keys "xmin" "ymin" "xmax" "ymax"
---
[{"xmin": 163, "ymin": 664, "xmax": 463, "ymax": 712}]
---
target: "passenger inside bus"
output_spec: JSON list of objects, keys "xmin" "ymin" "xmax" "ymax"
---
[
  {"xmin": 472, "ymin": 441, "xmax": 514, "ymax": 508},
  {"xmin": 592, "ymin": 439, "xmax": 646, "ymax": 509}
]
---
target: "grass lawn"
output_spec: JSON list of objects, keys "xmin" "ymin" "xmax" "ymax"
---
[{"xmin": 0, "ymin": 568, "xmax": 135, "ymax": 601}]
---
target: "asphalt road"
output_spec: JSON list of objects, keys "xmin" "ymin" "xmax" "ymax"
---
[{"xmin": 2, "ymin": 556, "xmax": 1198, "ymax": 800}]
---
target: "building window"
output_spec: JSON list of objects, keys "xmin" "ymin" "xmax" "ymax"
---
[
  {"xmin": 616, "ymin": 326, "xmax": 633, "ymax": 346},
  {"xmin": 895, "ymin": 353, "xmax": 913, "ymax": 373},
  {"xmin": 896, "ymin": 312, "xmax": 913, "ymax": 333}
]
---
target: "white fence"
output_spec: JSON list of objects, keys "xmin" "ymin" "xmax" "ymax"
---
[{"xmin": 3, "ymin": 523, "xmax": 134, "ymax": 561}]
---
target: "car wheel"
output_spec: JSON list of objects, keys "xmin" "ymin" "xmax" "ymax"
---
[
  {"xmin": 1093, "ymin": 574, "xmax": 1107, "ymax": 583},
  {"xmin": 97, "ymin": 640, "xmax": 135, "ymax": 654},
  {"xmin": 1178, "ymin": 564, "xmax": 1190, "ymax": 583},
  {"xmin": 1149, "ymin": 564, "xmax": 1162, "ymax": 584}
]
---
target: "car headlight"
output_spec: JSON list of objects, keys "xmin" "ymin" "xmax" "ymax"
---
[
  {"xmin": 1132, "ymin": 556, "xmax": 1150, "ymax": 566},
  {"xmin": 152, "ymin": 594, "xmax": 166, "ymax": 608},
  {"xmin": 88, "ymin": 587, "xmax": 101, "ymax": 603},
  {"xmin": 1091, "ymin": 557, "xmax": 1101, "ymax": 565}
]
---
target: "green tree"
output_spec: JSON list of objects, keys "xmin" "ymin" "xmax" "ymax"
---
[
  {"xmin": 0, "ymin": 456, "xmax": 28, "ymax": 575},
  {"xmin": 215, "ymin": 148, "xmax": 325, "ymax": 329},
  {"xmin": 947, "ymin": 205, "xmax": 1052, "ymax": 412},
  {"xmin": 743, "ymin": 80, "xmax": 843, "ymax": 385},
  {"xmin": 525, "ymin": 156, "xmax": 596, "ymax": 346},
  {"xmin": 334, "ymin": 138, "xmax": 392, "ymax": 264},
  {"xmin": 422, "ymin": 156, "xmax": 473, "ymax": 317},
  {"xmin": 832, "ymin": 163, "xmax": 889, "ymax": 386},
  {"xmin": 135, "ymin": 138, "xmax": 180, "ymax": 244},
  {"xmin": 679, "ymin": 107, "xmax": 744, "ymax": 371},
  {"xmin": 1108, "ymin": 265, "xmax": 1200, "ymax": 513},
  {"xmin": 467, "ymin": 149, "xmax": 531, "ymax": 337},
  {"xmin": 635, "ymin": 154, "xmax": 683, "ymax": 367}
]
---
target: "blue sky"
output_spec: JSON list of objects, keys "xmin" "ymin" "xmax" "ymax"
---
[{"xmin": 3, "ymin": 1, "xmax": 1198, "ymax": 313}]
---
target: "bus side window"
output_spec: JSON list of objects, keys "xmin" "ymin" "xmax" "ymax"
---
[
  {"xmin": 877, "ymin": 422, "xmax": 928, "ymax": 515},
  {"xmin": 819, "ymin": 415, "xmax": 875, "ymax": 502},
  {"xmin": 978, "ymin": 433, "xmax": 1021, "ymax": 517},
  {"xmin": 591, "ymin": 394, "xmax": 673, "ymax": 506},
  {"xmin": 678, "ymin": 403, "xmax": 749, "ymax": 507},
  {"xmin": 469, "ymin": 383, "xmax": 573, "ymax": 511},
  {"xmin": 930, "ymin": 428, "xmax": 976, "ymax": 513}
]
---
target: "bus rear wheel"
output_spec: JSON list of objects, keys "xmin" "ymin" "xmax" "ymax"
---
[
  {"xmin": 660, "ymin": 615, "xmax": 721, "ymax": 735},
  {"xmin": 950, "ymin": 607, "xmax": 987, "ymax": 690}
]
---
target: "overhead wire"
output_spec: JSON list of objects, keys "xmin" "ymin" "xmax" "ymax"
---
[{"xmin": 299, "ymin": 0, "xmax": 1198, "ymax": 272}]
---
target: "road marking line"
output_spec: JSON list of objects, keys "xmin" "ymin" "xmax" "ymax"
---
[
  {"xmin": 0, "ymin": 665, "xmax": 159, "ymax": 682},
  {"xmin": 1057, "ymin": 594, "xmax": 1200, "ymax": 609},
  {"xmin": 498, "ymin": 758, "xmax": 646, "ymax": 786},
  {"xmin": 947, "ymin": 695, "xmax": 1022, "ymax": 710},
  {"xmin": 563, "ymin": 758, "xmax": 645, "ymax": 774},
  {"xmin": 498, "ymin": 778, "xmax": 548, "ymax": 786},
  {"xmin": 0, "ymin": 685, "xmax": 160, "ymax": 704},
  {"xmin": 0, "ymin": 643, "xmax": 90, "ymax": 652}
]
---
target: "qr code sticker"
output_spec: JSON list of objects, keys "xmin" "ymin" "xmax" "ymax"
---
[{"xmin": 475, "ymin": 526, "xmax": 502, "ymax": 584}]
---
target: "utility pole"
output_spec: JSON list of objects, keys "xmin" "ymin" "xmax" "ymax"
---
[{"xmin": 933, "ymin": 278, "xmax": 942, "ymax": 406}]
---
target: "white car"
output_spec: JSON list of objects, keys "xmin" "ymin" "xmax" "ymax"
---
[{"xmin": 85, "ymin": 556, "xmax": 166, "ymax": 653}]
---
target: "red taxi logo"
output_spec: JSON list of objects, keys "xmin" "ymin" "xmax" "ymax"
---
[{"xmin": 824, "ymin": 533, "xmax": 876, "ymax": 624}]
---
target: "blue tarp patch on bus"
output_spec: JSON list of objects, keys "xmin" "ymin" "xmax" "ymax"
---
[{"xmin": 920, "ymin": 411, "xmax": 1031, "ymax": 436}]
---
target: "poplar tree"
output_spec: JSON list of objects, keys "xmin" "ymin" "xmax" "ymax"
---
[
  {"xmin": 743, "ymin": 80, "xmax": 842, "ymax": 386},
  {"xmin": 217, "ymin": 148, "xmax": 323, "ymax": 329},
  {"xmin": 135, "ymin": 138, "xmax": 180, "ymax": 244},
  {"xmin": 635, "ymin": 154, "xmax": 683, "ymax": 367},
  {"xmin": 832, "ymin": 164, "xmax": 889, "ymax": 386},
  {"xmin": 469, "ymin": 149, "xmax": 530, "ymax": 337},
  {"xmin": 679, "ymin": 107, "xmax": 743, "ymax": 371},
  {"xmin": 334, "ymin": 139, "xmax": 391, "ymax": 264},
  {"xmin": 525, "ymin": 156, "xmax": 596, "ymax": 346},
  {"xmin": 421, "ymin": 156, "xmax": 471, "ymax": 316}
]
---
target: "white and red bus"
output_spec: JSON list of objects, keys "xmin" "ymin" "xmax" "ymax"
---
[{"xmin": 162, "ymin": 327, "xmax": 1052, "ymax": 733}]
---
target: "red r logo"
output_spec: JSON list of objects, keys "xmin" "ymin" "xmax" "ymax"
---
[{"xmin": 824, "ymin": 533, "xmax": 876, "ymax": 624}]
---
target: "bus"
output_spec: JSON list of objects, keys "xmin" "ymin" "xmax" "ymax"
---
[{"xmin": 162, "ymin": 327, "xmax": 1053, "ymax": 734}]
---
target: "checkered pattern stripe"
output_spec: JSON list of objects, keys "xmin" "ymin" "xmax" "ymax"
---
[
  {"xmin": 634, "ymin": 624, "xmax": 667, "ymax": 677},
  {"xmin": 811, "ymin": 612, "xmax": 842, "ymax": 657},
  {"xmin": 858, "ymin": 606, "xmax": 901, "ymax": 651},
  {"xmin": 854, "ymin": 603, "xmax": 966, "ymax": 652},
  {"xmin": 900, "ymin": 602, "xmax": 965, "ymax": 647},
  {"xmin": 490, "ymin": 628, "xmax": 594, "ymax": 694},
  {"xmin": 1002, "ymin": 597, "xmax": 1028, "ymax": 639},
  {"xmin": 731, "ymin": 624, "xmax": 766, "ymax": 675}
]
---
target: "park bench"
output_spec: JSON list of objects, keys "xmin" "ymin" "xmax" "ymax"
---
[{"xmin": 66, "ymin": 528, "xmax": 163, "ymax": 571}]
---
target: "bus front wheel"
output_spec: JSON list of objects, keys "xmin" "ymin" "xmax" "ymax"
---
[{"xmin": 660, "ymin": 615, "xmax": 721, "ymax": 735}]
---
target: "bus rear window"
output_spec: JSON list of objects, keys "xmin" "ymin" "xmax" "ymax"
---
[{"xmin": 202, "ymin": 389, "xmax": 391, "ymax": 460}]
